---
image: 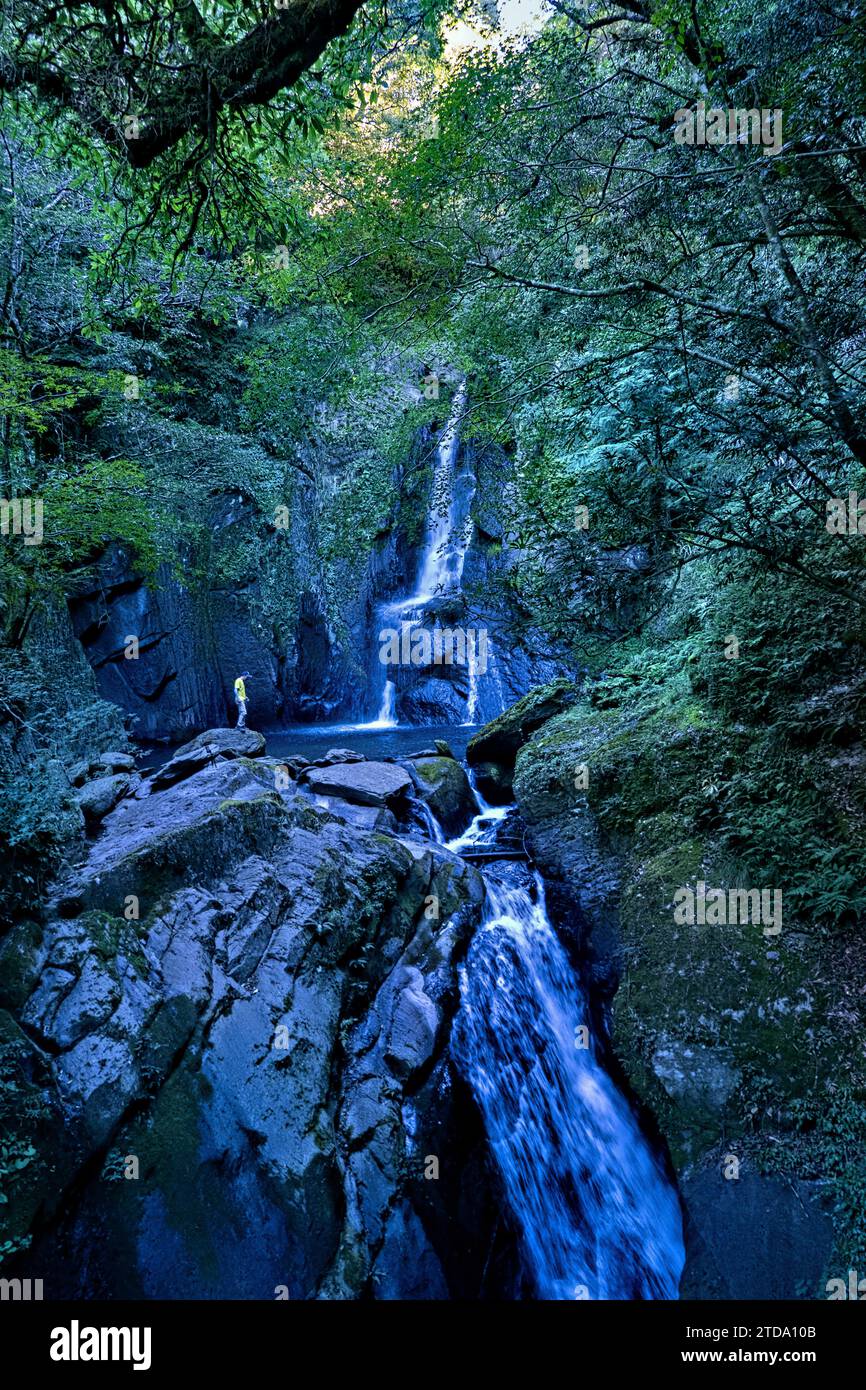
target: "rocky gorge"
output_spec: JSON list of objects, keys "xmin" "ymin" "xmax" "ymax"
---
[
  {"xmin": 3, "ymin": 0, "xmax": 865, "ymax": 1307},
  {"xmin": 2, "ymin": 372, "xmax": 860, "ymax": 1302}
]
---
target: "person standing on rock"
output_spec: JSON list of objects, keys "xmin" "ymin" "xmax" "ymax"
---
[{"xmin": 234, "ymin": 672, "xmax": 251, "ymax": 729}]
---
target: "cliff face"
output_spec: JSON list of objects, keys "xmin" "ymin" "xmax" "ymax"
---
[
  {"xmin": 63, "ymin": 427, "xmax": 566, "ymax": 742},
  {"xmin": 511, "ymin": 691, "xmax": 858, "ymax": 1300}
]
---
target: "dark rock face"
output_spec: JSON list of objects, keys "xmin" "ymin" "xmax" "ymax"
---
[
  {"xmin": 65, "ymin": 430, "xmax": 570, "ymax": 741},
  {"xmin": 680, "ymin": 1172, "xmax": 833, "ymax": 1300},
  {"xmin": 469, "ymin": 760, "xmax": 514, "ymax": 807},
  {"xmin": 68, "ymin": 543, "xmax": 282, "ymax": 743},
  {"xmin": 466, "ymin": 678, "xmax": 579, "ymax": 800},
  {"xmin": 510, "ymin": 698, "xmax": 838, "ymax": 1300},
  {"xmin": 2, "ymin": 740, "xmax": 510, "ymax": 1299}
]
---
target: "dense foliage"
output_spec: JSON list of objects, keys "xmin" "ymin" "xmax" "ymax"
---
[{"xmin": 1, "ymin": 0, "xmax": 866, "ymax": 1277}]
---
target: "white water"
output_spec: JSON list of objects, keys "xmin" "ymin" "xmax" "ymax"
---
[
  {"xmin": 415, "ymin": 798, "xmax": 446, "ymax": 844},
  {"xmin": 371, "ymin": 381, "xmax": 505, "ymax": 724},
  {"xmin": 414, "ymin": 380, "xmax": 470, "ymax": 602},
  {"xmin": 354, "ymin": 678, "xmax": 398, "ymax": 730},
  {"xmin": 455, "ymin": 867, "xmax": 684, "ymax": 1299},
  {"xmin": 373, "ymin": 381, "xmax": 486, "ymax": 723},
  {"xmin": 463, "ymin": 634, "xmax": 479, "ymax": 726},
  {"xmin": 446, "ymin": 766, "xmax": 509, "ymax": 852},
  {"xmin": 447, "ymin": 771, "xmax": 684, "ymax": 1300}
]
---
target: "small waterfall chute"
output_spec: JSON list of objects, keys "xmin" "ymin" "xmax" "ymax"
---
[
  {"xmin": 356, "ymin": 678, "xmax": 397, "ymax": 730},
  {"xmin": 454, "ymin": 832, "xmax": 685, "ymax": 1301}
]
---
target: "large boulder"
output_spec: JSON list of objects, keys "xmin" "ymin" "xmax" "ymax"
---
[
  {"xmin": 3, "ymin": 744, "xmax": 505, "ymax": 1300},
  {"xmin": 403, "ymin": 756, "xmax": 478, "ymax": 837},
  {"xmin": 150, "ymin": 726, "xmax": 265, "ymax": 790},
  {"xmin": 76, "ymin": 773, "xmax": 130, "ymax": 825},
  {"xmin": 303, "ymin": 760, "xmax": 413, "ymax": 808},
  {"xmin": 466, "ymin": 679, "xmax": 578, "ymax": 795},
  {"xmin": 399, "ymin": 675, "xmax": 470, "ymax": 727},
  {"xmin": 93, "ymin": 751, "xmax": 136, "ymax": 774}
]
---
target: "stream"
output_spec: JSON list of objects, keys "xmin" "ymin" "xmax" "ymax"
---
[
  {"xmin": 135, "ymin": 383, "xmax": 686, "ymax": 1299},
  {"xmin": 450, "ymin": 776, "xmax": 685, "ymax": 1299},
  {"xmin": 286, "ymin": 376, "xmax": 685, "ymax": 1297}
]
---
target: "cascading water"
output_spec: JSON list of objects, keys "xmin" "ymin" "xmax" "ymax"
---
[
  {"xmin": 414, "ymin": 379, "xmax": 470, "ymax": 601},
  {"xmin": 371, "ymin": 381, "xmax": 505, "ymax": 725},
  {"xmin": 353, "ymin": 679, "xmax": 397, "ymax": 731},
  {"xmin": 450, "ymin": 779, "xmax": 685, "ymax": 1300},
  {"xmin": 351, "ymin": 379, "xmax": 683, "ymax": 1296}
]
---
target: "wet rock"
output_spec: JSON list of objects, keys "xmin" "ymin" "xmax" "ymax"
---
[
  {"xmin": 4, "ymin": 755, "xmax": 496, "ymax": 1300},
  {"xmin": 303, "ymin": 760, "xmax": 413, "ymax": 809},
  {"xmin": 270, "ymin": 754, "xmax": 309, "ymax": 780},
  {"xmin": 467, "ymin": 678, "xmax": 578, "ymax": 772},
  {"xmin": 403, "ymin": 756, "xmax": 478, "ymax": 837},
  {"xmin": 400, "ymin": 676, "xmax": 469, "ymax": 726},
  {"xmin": 385, "ymin": 966, "xmax": 439, "ymax": 1076},
  {"xmin": 471, "ymin": 759, "xmax": 514, "ymax": 806},
  {"xmin": 372, "ymin": 1202, "xmax": 449, "ymax": 1299},
  {"xmin": 68, "ymin": 543, "xmax": 283, "ymax": 741},
  {"xmin": 309, "ymin": 748, "xmax": 366, "ymax": 767},
  {"xmin": 76, "ymin": 773, "xmax": 130, "ymax": 824},
  {"xmin": 150, "ymin": 727, "xmax": 266, "ymax": 789},
  {"xmin": 309, "ymin": 798, "xmax": 397, "ymax": 833}
]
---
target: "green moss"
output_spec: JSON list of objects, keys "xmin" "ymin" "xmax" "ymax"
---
[
  {"xmin": 0, "ymin": 921, "xmax": 43, "ymax": 1012},
  {"xmin": 517, "ymin": 663, "xmax": 866, "ymax": 1260}
]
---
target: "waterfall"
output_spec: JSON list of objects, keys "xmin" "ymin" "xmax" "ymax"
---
[
  {"xmin": 371, "ymin": 380, "xmax": 507, "ymax": 724},
  {"xmin": 447, "ymin": 766, "xmax": 509, "ymax": 851},
  {"xmin": 355, "ymin": 678, "xmax": 397, "ymax": 730},
  {"xmin": 373, "ymin": 380, "xmax": 484, "ymax": 723},
  {"xmin": 445, "ymin": 778, "xmax": 684, "ymax": 1300},
  {"xmin": 454, "ymin": 862, "xmax": 685, "ymax": 1299},
  {"xmin": 464, "ymin": 633, "xmax": 479, "ymax": 726},
  {"xmin": 414, "ymin": 380, "xmax": 469, "ymax": 601},
  {"xmin": 414, "ymin": 798, "xmax": 445, "ymax": 844},
  {"xmin": 376, "ymin": 679, "xmax": 397, "ymax": 727}
]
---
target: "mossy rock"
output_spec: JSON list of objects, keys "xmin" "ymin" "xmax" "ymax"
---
[{"xmin": 466, "ymin": 678, "xmax": 579, "ymax": 770}]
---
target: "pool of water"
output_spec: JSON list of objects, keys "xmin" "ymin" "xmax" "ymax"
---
[{"xmin": 137, "ymin": 723, "xmax": 482, "ymax": 772}]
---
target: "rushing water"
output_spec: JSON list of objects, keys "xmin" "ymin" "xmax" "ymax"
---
[
  {"xmin": 451, "ymin": 776, "xmax": 685, "ymax": 1300},
  {"xmin": 414, "ymin": 379, "xmax": 471, "ymax": 601},
  {"xmin": 360, "ymin": 679, "xmax": 397, "ymax": 730},
  {"xmin": 370, "ymin": 381, "xmax": 505, "ymax": 726},
  {"xmin": 137, "ymin": 717, "xmax": 685, "ymax": 1298},
  {"xmin": 138, "ymin": 401, "xmax": 684, "ymax": 1298}
]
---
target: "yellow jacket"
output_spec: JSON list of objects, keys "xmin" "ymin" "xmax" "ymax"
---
[{"xmin": 234, "ymin": 677, "xmax": 247, "ymax": 702}]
